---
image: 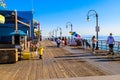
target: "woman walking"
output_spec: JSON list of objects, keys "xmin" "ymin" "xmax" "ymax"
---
[{"xmin": 91, "ymin": 36, "xmax": 97, "ymax": 53}]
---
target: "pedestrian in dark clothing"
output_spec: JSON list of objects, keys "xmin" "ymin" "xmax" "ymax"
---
[{"xmin": 56, "ymin": 38, "xmax": 61, "ymax": 47}]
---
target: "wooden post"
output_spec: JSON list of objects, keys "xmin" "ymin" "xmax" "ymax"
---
[
  {"xmin": 14, "ymin": 10, "xmax": 18, "ymax": 31},
  {"xmin": 25, "ymin": 36, "xmax": 27, "ymax": 50},
  {"xmin": 38, "ymin": 22, "xmax": 40, "ymax": 43},
  {"xmin": 12, "ymin": 36, "xmax": 14, "ymax": 44}
]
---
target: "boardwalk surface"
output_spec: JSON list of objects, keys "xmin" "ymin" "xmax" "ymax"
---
[{"xmin": 0, "ymin": 40, "xmax": 110, "ymax": 80}]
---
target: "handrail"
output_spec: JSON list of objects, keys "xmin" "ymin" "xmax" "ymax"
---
[{"xmin": 86, "ymin": 39, "xmax": 120, "ymax": 54}]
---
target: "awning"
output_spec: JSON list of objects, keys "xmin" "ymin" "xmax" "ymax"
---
[{"xmin": 10, "ymin": 30, "xmax": 26, "ymax": 36}]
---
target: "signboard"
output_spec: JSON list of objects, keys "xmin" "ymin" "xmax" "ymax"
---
[
  {"xmin": 0, "ymin": 14, "xmax": 5, "ymax": 24},
  {"xmin": 96, "ymin": 26, "xmax": 100, "ymax": 32}
]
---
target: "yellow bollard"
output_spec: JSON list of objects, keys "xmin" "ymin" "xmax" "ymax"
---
[
  {"xmin": 22, "ymin": 52, "xmax": 31, "ymax": 60},
  {"xmin": 39, "ymin": 47, "xmax": 44, "ymax": 59},
  {"xmin": 31, "ymin": 52, "xmax": 35, "ymax": 58}
]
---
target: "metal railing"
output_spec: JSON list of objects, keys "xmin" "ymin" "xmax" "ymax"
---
[{"xmin": 87, "ymin": 40, "xmax": 120, "ymax": 54}]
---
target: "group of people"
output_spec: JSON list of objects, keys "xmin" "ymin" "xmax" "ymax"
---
[
  {"xmin": 56, "ymin": 33, "xmax": 115, "ymax": 55},
  {"xmin": 91, "ymin": 33, "xmax": 115, "ymax": 55},
  {"xmin": 56, "ymin": 37, "xmax": 68, "ymax": 47}
]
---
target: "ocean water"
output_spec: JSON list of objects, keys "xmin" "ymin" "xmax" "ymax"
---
[{"xmin": 83, "ymin": 35, "xmax": 120, "ymax": 41}]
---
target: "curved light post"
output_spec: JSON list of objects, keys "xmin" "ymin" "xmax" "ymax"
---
[
  {"xmin": 52, "ymin": 30, "xmax": 55, "ymax": 41},
  {"xmin": 48, "ymin": 32, "xmax": 50, "ymax": 39},
  {"xmin": 57, "ymin": 27, "xmax": 62, "ymax": 39},
  {"xmin": 87, "ymin": 10, "xmax": 99, "ymax": 50},
  {"xmin": 49, "ymin": 31, "xmax": 52, "ymax": 39},
  {"xmin": 66, "ymin": 22, "xmax": 73, "ymax": 44},
  {"xmin": 52, "ymin": 30, "xmax": 54, "ymax": 37},
  {"xmin": 55, "ymin": 29, "xmax": 58, "ymax": 38}
]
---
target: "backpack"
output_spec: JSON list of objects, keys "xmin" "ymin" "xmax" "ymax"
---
[{"xmin": 57, "ymin": 39, "xmax": 60, "ymax": 44}]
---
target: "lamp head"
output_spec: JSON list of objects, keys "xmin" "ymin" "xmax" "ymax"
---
[
  {"xmin": 57, "ymin": 27, "xmax": 60, "ymax": 31},
  {"xmin": 56, "ymin": 28, "xmax": 58, "ymax": 31},
  {"xmin": 60, "ymin": 27, "xmax": 62, "ymax": 30},
  {"xmin": 87, "ymin": 16, "xmax": 90, "ymax": 22},
  {"xmin": 66, "ymin": 25, "xmax": 68, "ymax": 28}
]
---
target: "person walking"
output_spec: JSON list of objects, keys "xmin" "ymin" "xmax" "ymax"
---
[
  {"xmin": 107, "ymin": 33, "xmax": 115, "ymax": 55},
  {"xmin": 91, "ymin": 36, "xmax": 97, "ymax": 53},
  {"xmin": 56, "ymin": 37, "xmax": 61, "ymax": 47},
  {"xmin": 64, "ymin": 37, "xmax": 68, "ymax": 46}
]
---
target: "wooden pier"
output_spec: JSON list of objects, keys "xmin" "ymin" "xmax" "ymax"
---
[{"xmin": 0, "ymin": 40, "xmax": 110, "ymax": 80}]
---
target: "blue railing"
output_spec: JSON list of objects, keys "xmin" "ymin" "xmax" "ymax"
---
[{"xmin": 87, "ymin": 40, "xmax": 120, "ymax": 54}]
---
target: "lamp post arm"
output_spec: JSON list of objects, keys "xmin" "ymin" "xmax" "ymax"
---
[
  {"xmin": 87, "ymin": 10, "xmax": 98, "ymax": 21},
  {"xmin": 71, "ymin": 24, "xmax": 73, "ymax": 32},
  {"xmin": 57, "ymin": 27, "xmax": 62, "ymax": 39},
  {"xmin": 59, "ymin": 28, "xmax": 62, "ymax": 39},
  {"xmin": 87, "ymin": 10, "xmax": 98, "ymax": 15},
  {"xmin": 96, "ymin": 13, "xmax": 98, "ymax": 27},
  {"xmin": 66, "ymin": 21, "xmax": 73, "ymax": 44},
  {"xmin": 66, "ymin": 21, "xmax": 73, "ymax": 32}
]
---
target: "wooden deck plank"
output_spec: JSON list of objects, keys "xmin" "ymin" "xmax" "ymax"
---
[
  {"xmin": 27, "ymin": 60, "xmax": 37, "ymax": 80},
  {"xmin": 0, "ymin": 40, "xmax": 110, "ymax": 80},
  {"xmin": 52, "ymin": 49, "xmax": 70, "ymax": 78},
  {"xmin": 13, "ymin": 61, "xmax": 28, "ymax": 80},
  {"xmin": 35, "ymin": 60, "xmax": 43, "ymax": 80},
  {"xmin": 42, "ymin": 54, "xmax": 50, "ymax": 79},
  {"xmin": 52, "ymin": 60, "xmax": 65, "ymax": 78},
  {"xmin": 0, "ymin": 61, "xmax": 23, "ymax": 80}
]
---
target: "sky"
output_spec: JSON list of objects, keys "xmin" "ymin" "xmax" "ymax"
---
[{"xmin": 4, "ymin": 0, "xmax": 120, "ymax": 38}]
